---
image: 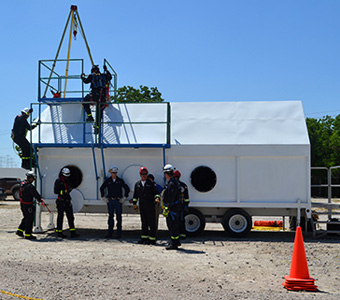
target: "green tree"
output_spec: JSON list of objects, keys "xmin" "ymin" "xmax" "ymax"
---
[
  {"xmin": 306, "ymin": 115, "xmax": 340, "ymax": 167},
  {"xmin": 114, "ymin": 85, "xmax": 164, "ymax": 103}
]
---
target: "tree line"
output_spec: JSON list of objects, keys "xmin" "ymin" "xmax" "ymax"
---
[{"xmin": 306, "ymin": 115, "xmax": 340, "ymax": 168}]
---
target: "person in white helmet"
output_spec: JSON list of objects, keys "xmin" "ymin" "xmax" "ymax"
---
[
  {"xmin": 11, "ymin": 107, "xmax": 39, "ymax": 170},
  {"xmin": 16, "ymin": 171, "xmax": 42, "ymax": 240},
  {"xmin": 162, "ymin": 164, "xmax": 181, "ymax": 250},
  {"xmin": 54, "ymin": 167, "xmax": 79, "ymax": 238},
  {"xmin": 100, "ymin": 166, "xmax": 130, "ymax": 238}
]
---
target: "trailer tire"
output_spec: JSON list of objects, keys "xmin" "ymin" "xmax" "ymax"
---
[
  {"xmin": 222, "ymin": 209, "xmax": 252, "ymax": 237},
  {"xmin": 185, "ymin": 208, "xmax": 205, "ymax": 236},
  {"xmin": 12, "ymin": 184, "xmax": 21, "ymax": 201}
]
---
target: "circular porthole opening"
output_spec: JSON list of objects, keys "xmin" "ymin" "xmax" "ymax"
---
[
  {"xmin": 59, "ymin": 165, "xmax": 83, "ymax": 189},
  {"xmin": 190, "ymin": 166, "xmax": 217, "ymax": 192}
]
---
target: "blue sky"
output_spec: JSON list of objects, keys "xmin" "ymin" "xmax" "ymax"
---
[{"xmin": 1, "ymin": 0, "xmax": 340, "ymax": 167}]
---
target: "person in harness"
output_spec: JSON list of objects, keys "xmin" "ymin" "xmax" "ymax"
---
[
  {"xmin": 16, "ymin": 171, "xmax": 42, "ymax": 240},
  {"xmin": 81, "ymin": 65, "xmax": 112, "ymax": 134},
  {"xmin": 54, "ymin": 167, "xmax": 79, "ymax": 238},
  {"xmin": 162, "ymin": 164, "xmax": 181, "ymax": 250},
  {"xmin": 11, "ymin": 107, "xmax": 39, "ymax": 170},
  {"xmin": 173, "ymin": 170, "xmax": 190, "ymax": 240}
]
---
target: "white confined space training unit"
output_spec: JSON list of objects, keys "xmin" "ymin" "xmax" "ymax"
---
[{"xmin": 32, "ymin": 100, "xmax": 311, "ymax": 237}]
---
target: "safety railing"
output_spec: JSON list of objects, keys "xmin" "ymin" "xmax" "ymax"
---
[
  {"xmin": 38, "ymin": 58, "xmax": 117, "ymax": 101},
  {"xmin": 310, "ymin": 166, "xmax": 340, "ymax": 237},
  {"xmin": 29, "ymin": 100, "xmax": 171, "ymax": 148}
]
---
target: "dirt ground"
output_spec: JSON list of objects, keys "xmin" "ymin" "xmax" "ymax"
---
[{"xmin": 0, "ymin": 200, "xmax": 339, "ymax": 300}]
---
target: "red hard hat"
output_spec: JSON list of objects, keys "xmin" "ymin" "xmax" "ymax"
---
[
  {"xmin": 140, "ymin": 167, "xmax": 148, "ymax": 174},
  {"xmin": 173, "ymin": 170, "xmax": 181, "ymax": 178}
]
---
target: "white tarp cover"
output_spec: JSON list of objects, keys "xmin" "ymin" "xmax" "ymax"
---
[{"xmin": 32, "ymin": 101, "xmax": 309, "ymax": 146}]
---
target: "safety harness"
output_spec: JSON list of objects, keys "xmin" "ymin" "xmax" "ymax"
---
[
  {"xmin": 91, "ymin": 73, "xmax": 107, "ymax": 89},
  {"xmin": 57, "ymin": 177, "xmax": 69, "ymax": 200},
  {"xmin": 20, "ymin": 180, "xmax": 33, "ymax": 204}
]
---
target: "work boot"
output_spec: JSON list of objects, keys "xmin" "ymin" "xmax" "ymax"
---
[
  {"xmin": 114, "ymin": 235, "xmax": 121, "ymax": 239},
  {"xmin": 86, "ymin": 115, "xmax": 94, "ymax": 122},
  {"xmin": 21, "ymin": 160, "xmax": 30, "ymax": 170},
  {"xmin": 57, "ymin": 232, "xmax": 67, "ymax": 238},
  {"xmin": 165, "ymin": 243, "xmax": 178, "ymax": 250},
  {"xmin": 24, "ymin": 235, "xmax": 37, "ymax": 240},
  {"xmin": 180, "ymin": 234, "xmax": 186, "ymax": 240},
  {"xmin": 105, "ymin": 233, "xmax": 113, "ymax": 238},
  {"xmin": 137, "ymin": 239, "xmax": 149, "ymax": 244},
  {"xmin": 16, "ymin": 230, "xmax": 24, "ymax": 237},
  {"xmin": 149, "ymin": 239, "xmax": 156, "ymax": 245},
  {"xmin": 94, "ymin": 125, "xmax": 100, "ymax": 135},
  {"xmin": 70, "ymin": 231, "xmax": 80, "ymax": 238}
]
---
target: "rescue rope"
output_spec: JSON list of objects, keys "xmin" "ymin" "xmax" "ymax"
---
[{"xmin": 0, "ymin": 290, "xmax": 46, "ymax": 300}]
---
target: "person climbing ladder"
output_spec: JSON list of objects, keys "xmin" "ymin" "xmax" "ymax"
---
[
  {"xmin": 81, "ymin": 64, "xmax": 112, "ymax": 134},
  {"xmin": 11, "ymin": 107, "xmax": 39, "ymax": 170}
]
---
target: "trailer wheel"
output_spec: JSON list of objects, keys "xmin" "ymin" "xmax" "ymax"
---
[
  {"xmin": 185, "ymin": 208, "xmax": 205, "ymax": 236},
  {"xmin": 222, "ymin": 209, "xmax": 252, "ymax": 237}
]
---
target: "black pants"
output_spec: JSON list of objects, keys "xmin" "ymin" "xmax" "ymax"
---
[
  {"xmin": 82, "ymin": 89, "xmax": 106, "ymax": 128},
  {"xmin": 166, "ymin": 206, "xmax": 180, "ymax": 246},
  {"xmin": 56, "ymin": 199, "xmax": 75, "ymax": 231},
  {"xmin": 179, "ymin": 203, "xmax": 187, "ymax": 236},
  {"xmin": 14, "ymin": 136, "xmax": 31, "ymax": 170},
  {"xmin": 140, "ymin": 203, "xmax": 156, "ymax": 239},
  {"xmin": 18, "ymin": 203, "xmax": 35, "ymax": 235}
]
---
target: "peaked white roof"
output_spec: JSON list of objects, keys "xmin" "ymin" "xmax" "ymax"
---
[{"xmin": 32, "ymin": 101, "xmax": 309, "ymax": 146}]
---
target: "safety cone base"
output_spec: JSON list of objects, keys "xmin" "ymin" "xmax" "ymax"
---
[
  {"xmin": 283, "ymin": 275, "xmax": 316, "ymax": 283},
  {"xmin": 283, "ymin": 285, "xmax": 318, "ymax": 291}
]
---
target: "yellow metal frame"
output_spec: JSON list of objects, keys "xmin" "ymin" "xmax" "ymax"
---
[{"xmin": 43, "ymin": 6, "xmax": 95, "ymax": 98}]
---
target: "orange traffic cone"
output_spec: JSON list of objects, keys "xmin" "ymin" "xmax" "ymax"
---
[{"xmin": 282, "ymin": 226, "xmax": 317, "ymax": 291}]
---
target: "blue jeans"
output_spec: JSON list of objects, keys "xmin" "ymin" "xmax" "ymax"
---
[{"xmin": 107, "ymin": 198, "xmax": 122, "ymax": 236}]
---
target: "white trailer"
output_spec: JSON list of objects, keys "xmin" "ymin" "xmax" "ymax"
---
[{"xmin": 32, "ymin": 100, "xmax": 311, "ymax": 237}]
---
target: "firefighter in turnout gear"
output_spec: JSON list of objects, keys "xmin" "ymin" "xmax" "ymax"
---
[
  {"xmin": 132, "ymin": 167, "xmax": 161, "ymax": 245},
  {"xmin": 16, "ymin": 171, "xmax": 42, "ymax": 240},
  {"xmin": 174, "ymin": 170, "xmax": 190, "ymax": 240},
  {"xmin": 81, "ymin": 65, "xmax": 112, "ymax": 134},
  {"xmin": 100, "ymin": 166, "xmax": 130, "ymax": 239},
  {"xmin": 54, "ymin": 167, "xmax": 79, "ymax": 238},
  {"xmin": 11, "ymin": 107, "xmax": 39, "ymax": 170},
  {"xmin": 162, "ymin": 164, "xmax": 181, "ymax": 250}
]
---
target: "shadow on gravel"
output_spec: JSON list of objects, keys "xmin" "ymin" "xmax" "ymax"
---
[{"xmin": 8, "ymin": 228, "xmax": 339, "ymax": 244}]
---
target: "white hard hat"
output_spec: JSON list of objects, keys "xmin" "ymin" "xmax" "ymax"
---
[
  {"xmin": 109, "ymin": 166, "xmax": 118, "ymax": 173},
  {"xmin": 163, "ymin": 164, "xmax": 175, "ymax": 174},
  {"xmin": 61, "ymin": 167, "xmax": 71, "ymax": 177},
  {"xmin": 26, "ymin": 171, "xmax": 36, "ymax": 179},
  {"xmin": 21, "ymin": 107, "xmax": 32, "ymax": 115}
]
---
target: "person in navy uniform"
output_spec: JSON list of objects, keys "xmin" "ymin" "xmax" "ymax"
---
[
  {"xmin": 132, "ymin": 167, "xmax": 160, "ymax": 245},
  {"xmin": 54, "ymin": 167, "xmax": 79, "ymax": 238},
  {"xmin": 173, "ymin": 170, "xmax": 190, "ymax": 240},
  {"xmin": 162, "ymin": 164, "xmax": 181, "ymax": 250},
  {"xmin": 100, "ymin": 166, "xmax": 130, "ymax": 238},
  {"xmin": 81, "ymin": 65, "xmax": 112, "ymax": 134}
]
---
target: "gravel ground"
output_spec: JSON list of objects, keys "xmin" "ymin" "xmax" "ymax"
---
[{"xmin": 0, "ymin": 200, "xmax": 339, "ymax": 300}]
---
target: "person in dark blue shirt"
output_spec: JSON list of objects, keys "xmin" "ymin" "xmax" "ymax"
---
[
  {"xmin": 100, "ymin": 166, "xmax": 130, "ymax": 238},
  {"xmin": 81, "ymin": 65, "xmax": 112, "ymax": 134}
]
